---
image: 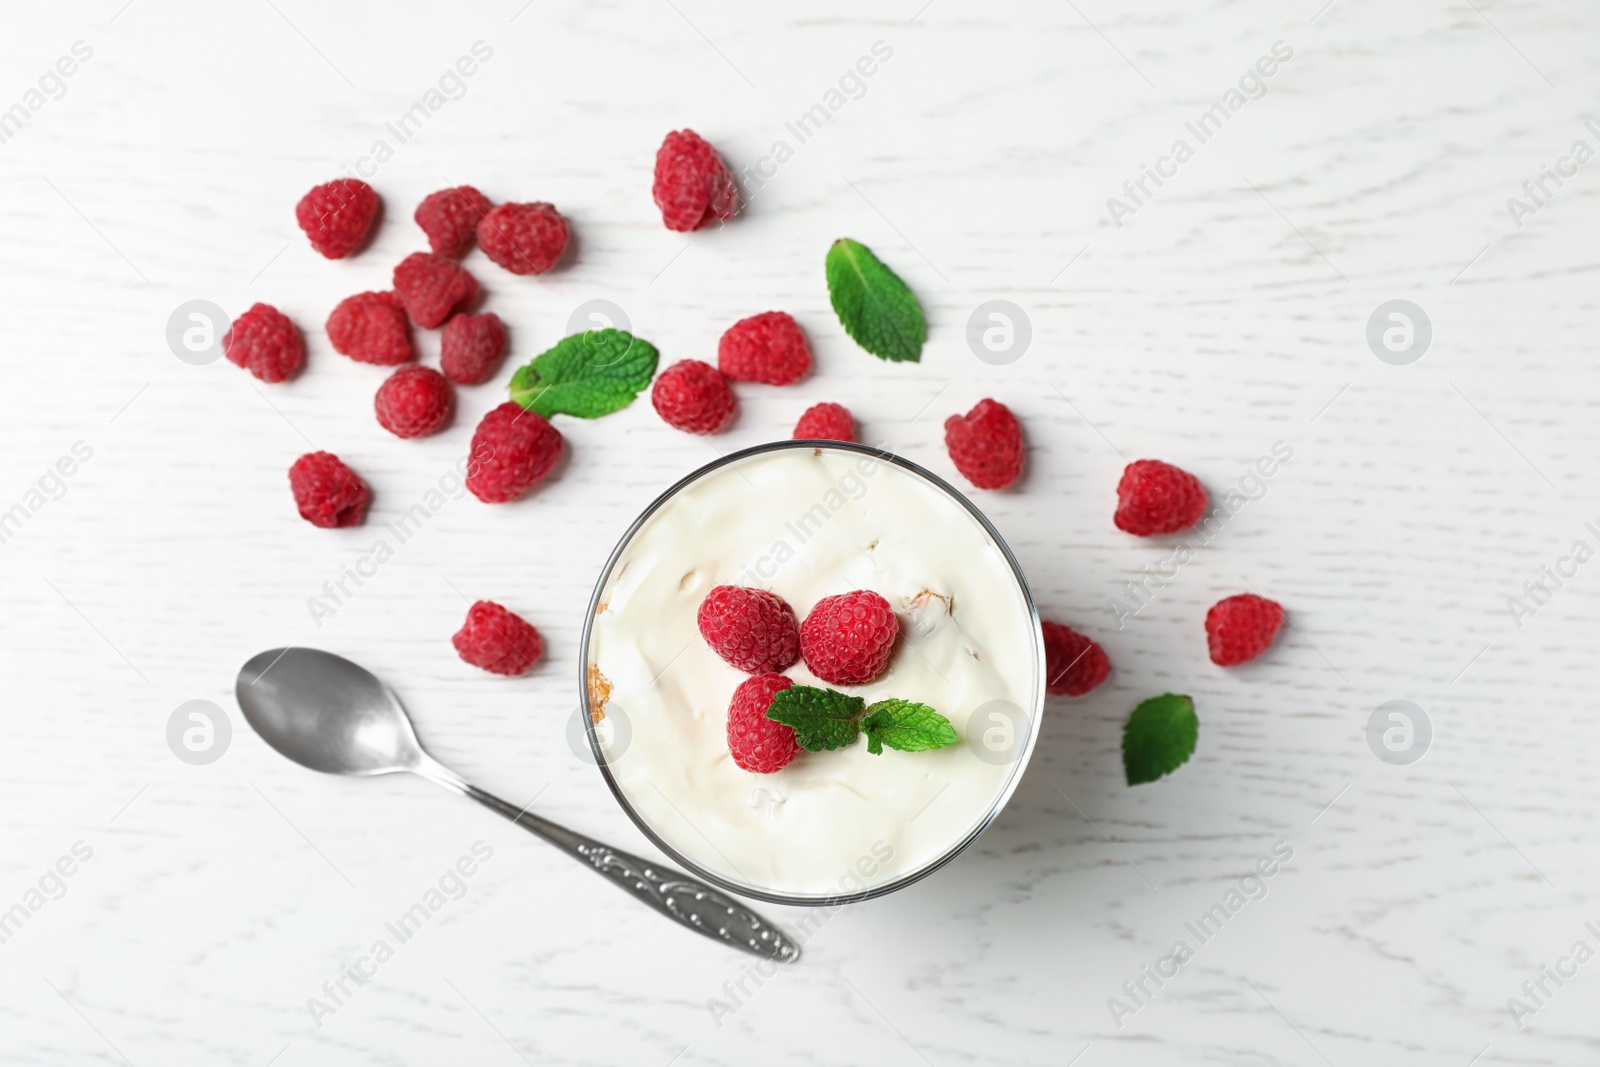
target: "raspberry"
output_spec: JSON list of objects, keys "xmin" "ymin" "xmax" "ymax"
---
[
  {"xmin": 465, "ymin": 401, "xmax": 564, "ymax": 503},
  {"xmin": 1042, "ymin": 622, "xmax": 1110, "ymax": 696},
  {"xmin": 393, "ymin": 252, "xmax": 479, "ymax": 329},
  {"xmin": 452, "ymin": 600, "xmax": 543, "ymax": 676},
  {"xmin": 288, "ymin": 452, "xmax": 369, "ymax": 528},
  {"xmin": 726, "ymin": 673, "xmax": 800, "ymax": 774},
  {"xmin": 653, "ymin": 129, "xmax": 739, "ymax": 232},
  {"xmin": 697, "ymin": 586, "xmax": 801, "ymax": 673},
  {"xmin": 415, "ymin": 185, "xmax": 492, "ymax": 258},
  {"xmin": 793, "ymin": 402, "xmax": 855, "ymax": 442},
  {"xmin": 326, "ymin": 291, "xmax": 413, "ymax": 366},
  {"xmin": 718, "ymin": 311, "xmax": 811, "ymax": 385},
  {"xmin": 223, "ymin": 303, "xmax": 303, "ymax": 383},
  {"xmin": 799, "ymin": 590, "xmax": 899, "ymax": 686},
  {"xmin": 1205, "ymin": 593, "xmax": 1285, "ymax": 667},
  {"xmin": 476, "ymin": 202, "xmax": 568, "ymax": 275},
  {"xmin": 440, "ymin": 312, "xmax": 507, "ymax": 385},
  {"xmin": 1115, "ymin": 460, "xmax": 1208, "ymax": 536},
  {"xmin": 651, "ymin": 360, "xmax": 735, "ymax": 434},
  {"xmin": 374, "ymin": 366, "xmax": 454, "ymax": 439},
  {"xmin": 295, "ymin": 178, "xmax": 378, "ymax": 259},
  {"xmin": 944, "ymin": 398, "xmax": 1024, "ymax": 490}
]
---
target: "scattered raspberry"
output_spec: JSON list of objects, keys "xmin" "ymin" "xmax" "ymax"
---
[
  {"xmin": 223, "ymin": 303, "xmax": 303, "ymax": 383},
  {"xmin": 288, "ymin": 452, "xmax": 369, "ymax": 528},
  {"xmin": 726, "ymin": 672, "xmax": 800, "ymax": 774},
  {"xmin": 476, "ymin": 202, "xmax": 568, "ymax": 275},
  {"xmin": 326, "ymin": 291, "xmax": 413, "ymax": 366},
  {"xmin": 653, "ymin": 129, "xmax": 739, "ymax": 232},
  {"xmin": 651, "ymin": 360, "xmax": 735, "ymax": 434},
  {"xmin": 1115, "ymin": 460, "xmax": 1208, "ymax": 536},
  {"xmin": 793, "ymin": 402, "xmax": 856, "ymax": 442},
  {"xmin": 697, "ymin": 586, "xmax": 801, "ymax": 674},
  {"xmin": 393, "ymin": 252, "xmax": 479, "ymax": 329},
  {"xmin": 799, "ymin": 590, "xmax": 899, "ymax": 686},
  {"xmin": 295, "ymin": 178, "xmax": 378, "ymax": 259},
  {"xmin": 465, "ymin": 401, "xmax": 564, "ymax": 503},
  {"xmin": 440, "ymin": 312, "xmax": 507, "ymax": 385},
  {"xmin": 944, "ymin": 399, "xmax": 1024, "ymax": 490},
  {"xmin": 1042, "ymin": 622, "xmax": 1110, "ymax": 696},
  {"xmin": 374, "ymin": 365, "xmax": 454, "ymax": 439},
  {"xmin": 718, "ymin": 311, "xmax": 811, "ymax": 385},
  {"xmin": 415, "ymin": 185, "xmax": 492, "ymax": 258},
  {"xmin": 1205, "ymin": 593, "xmax": 1285, "ymax": 667},
  {"xmin": 452, "ymin": 600, "xmax": 544, "ymax": 676}
]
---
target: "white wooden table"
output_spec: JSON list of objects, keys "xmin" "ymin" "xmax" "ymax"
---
[{"xmin": 2, "ymin": 1, "xmax": 1596, "ymax": 1063}]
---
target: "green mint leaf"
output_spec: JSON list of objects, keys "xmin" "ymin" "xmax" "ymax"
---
[
  {"xmin": 860, "ymin": 699, "xmax": 959, "ymax": 754},
  {"xmin": 825, "ymin": 238, "xmax": 926, "ymax": 363},
  {"xmin": 1122, "ymin": 694, "xmax": 1198, "ymax": 786},
  {"xmin": 766, "ymin": 685, "xmax": 866, "ymax": 752},
  {"xmin": 508, "ymin": 328, "xmax": 659, "ymax": 419}
]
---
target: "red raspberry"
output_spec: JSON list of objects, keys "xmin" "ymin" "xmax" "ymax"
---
[
  {"xmin": 651, "ymin": 360, "xmax": 735, "ymax": 434},
  {"xmin": 393, "ymin": 252, "xmax": 479, "ymax": 329},
  {"xmin": 718, "ymin": 311, "xmax": 811, "ymax": 385},
  {"xmin": 944, "ymin": 399, "xmax": 1024, "ymax": 490},
  {"xmin": 1205, "ymin": 593, "xmax": 1285, "ymax": 667},
  {"xmin": 799, "ymin": 591, "xmax": 899, "ymax": 686},
  {"xmin": 288, "ymin": 452, "xmax": 369, "ymax": 528},
  {"xmin": 1042, "ymin": 622, "xmax": 1110, "ymax": 696},
  {"xmin": 415, "ymin": 185, "xmax": 492, "ymax": 258},
  {"xmin": 1115, "ymin": 460, "xmax": 1208, "ymax": 536},
  {"xmin": 653, "ymin": 129, "xmax": 739, "ymax": 232},
  {"xmin": 452, "ymin": 600, "xmax": 544, "ymax": 676},
  {"xmin": 793, "ymin": 402, "xmax": 855, "ymax": 442},
  {"xmin": 476, "ymin": 202, "xmax": 568, "ymax": 275},
  {"xmin": 295, "ymin": 178, "xmax": 378, "ymax": 259},
  {"xmin": 326, "ymin": 291, "xmax": 413, "ymax": 366},
  {"xmin": 223, "ymin": 303, "xmax": 303, "ymax": 383},
  {"xmin": 697, "ymin": 586, "xmax": 801, "ymax": 673},
  {"xmin": 466, "ymin": 401, "xmax": 564, "ymax": 503},
  {"xmin": 374, "ymin": 366, "xmax": 454, "ymax": 439},
  {"xmin": 726, "ymin": 672, "xmax": 800, "ymax": 774},
  {"xmin": 440, "ymin": 312, "xmax": 507, "ymax": 385}
]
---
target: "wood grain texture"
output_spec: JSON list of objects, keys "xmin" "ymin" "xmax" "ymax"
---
[{"xmin": 1, "ymin": 0, "xmax": 1596, "ymax": 1063}]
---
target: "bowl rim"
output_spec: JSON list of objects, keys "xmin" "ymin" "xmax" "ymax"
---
[{"xmin": 579, "ymin": 439, "xmax": 1044, "ymax": 907}]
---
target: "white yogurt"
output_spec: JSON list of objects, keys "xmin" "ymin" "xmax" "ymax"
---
[{"xmin": 587, "ymin": 446, "xmax": 1040, "ymax": 898}]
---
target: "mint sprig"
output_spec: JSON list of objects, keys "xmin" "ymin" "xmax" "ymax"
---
[
  {"xmin": 508, "ymin": 328, "xmax": 659, "ymax": 418},
  {"xmin": 825, "ymin": 238, "xmax": 926, "ymax": 363},
  {"xmin": 1121, "ymin": 693, "xmax": 1199, "ymax": 786},
  {"xmin": 766, "ymin": 685, "xmax": 958, "ymax": 755}
]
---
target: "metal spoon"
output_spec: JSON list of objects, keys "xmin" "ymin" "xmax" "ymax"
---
[{"xmin": 235, "ymin": 647, "xmax": 799, "ymax": 962}]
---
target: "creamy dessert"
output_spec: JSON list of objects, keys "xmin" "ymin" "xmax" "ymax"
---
[{"xmin": 586, "ymin": 446, "xmax": 1040, "ymax": 898}]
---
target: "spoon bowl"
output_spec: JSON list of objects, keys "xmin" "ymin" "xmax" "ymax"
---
[{"xmin": 237, "ymin": 648, "xmax": 425, "ymax": 776}]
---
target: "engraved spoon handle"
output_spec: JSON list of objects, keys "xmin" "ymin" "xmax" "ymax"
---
[{"xmin": 417, "ymin": 766, "xmax": 799, "ymax": 962}]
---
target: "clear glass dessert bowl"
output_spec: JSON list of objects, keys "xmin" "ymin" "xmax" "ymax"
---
[{"xmin": 580, "ymin": 441, "xmax": 1044, "ymax": 907}]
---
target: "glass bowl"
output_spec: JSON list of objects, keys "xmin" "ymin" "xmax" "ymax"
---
[{"xmin": 579, "ymin": 441, "xmax": 1043, "ymax": 907}]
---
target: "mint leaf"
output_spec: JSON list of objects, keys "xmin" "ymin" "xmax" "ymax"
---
[
  {"xmin": 508, "ymin": 329, "xmax": 659, "ymax": 419},
  {"xmin": 1122, "ymin": 694, "xmax": 1198, "ymax": 786},
  {"xmin": 766, "ymin": 686, "xmax": 866, "ymax": 752},
  {"xmin": 825, "ymin": 238, "xmax": 926, "ymax": 363},
  {"xmin": 861, "ymin": 699, "xmax": 958, "ymax": 755}
]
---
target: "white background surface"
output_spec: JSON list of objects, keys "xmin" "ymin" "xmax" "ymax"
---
[{"xmin": 2, "ymin": 1, "xmax": 1597, "ymax": 1064}]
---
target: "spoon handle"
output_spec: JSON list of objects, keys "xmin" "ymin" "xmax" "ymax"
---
[{"xmin": 425, "ymin": 771, "xmax": 800, "ymax": 962}]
